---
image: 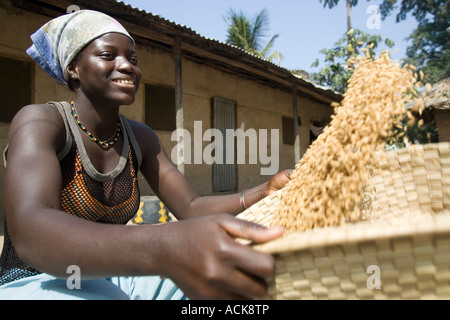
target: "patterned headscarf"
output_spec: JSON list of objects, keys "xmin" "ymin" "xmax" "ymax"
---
[{"xmin": 27, "ymin": 10, "xmax": 134, "ymax": 85}]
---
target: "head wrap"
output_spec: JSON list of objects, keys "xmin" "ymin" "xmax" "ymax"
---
[{"xmin": 26, "ymin": 10, "xmax": 134, "ymax": 85}]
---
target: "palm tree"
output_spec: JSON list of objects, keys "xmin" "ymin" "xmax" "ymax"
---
[
  {"xmin": 319, "ymin": 0, "xmax": 359, "ymax": 33},
  {"xmin": 319, "ymin": 0, "xmax": 360, "ymax": 60},
  {"xmin": 224, "ymin": 8, "xmax": 282, "ymax": 64}
]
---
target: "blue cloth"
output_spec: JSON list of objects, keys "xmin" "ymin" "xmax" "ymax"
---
[
  {"xmin": 26, "ymin": 10, "xmax": 134, "ymax": 85},
  {"xmin": 0, "ymin": 273, "xmax": 187, "ymax": 300}
]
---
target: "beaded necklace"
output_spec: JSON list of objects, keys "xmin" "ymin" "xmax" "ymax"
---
[{"xmin": 71, "ymin": 101, "xmax": 121, "ymax": 149}]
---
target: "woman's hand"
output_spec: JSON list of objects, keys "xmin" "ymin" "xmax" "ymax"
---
[
  {"xmin": 264, "ymin": 169, "xmax": 293, "ymax": 197},
  {"xmin": 156, "ymin": 214, "xmax": 284, "ymax": 300}
]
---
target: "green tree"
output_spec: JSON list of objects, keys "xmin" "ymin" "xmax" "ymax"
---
[
  {"xmin": 388, "ymin": 113, "xmax": 439, "ymax": 148},
  {"xmin": 311, "ymin": 29, "xmax": 394, "ymax": 93},
  {"xmin": 314, "ymin": 0, "xmax": 394, "ymax": 93},
  {"xmin": 224, "ymin": 8, "xmax": 282, "ymax": 64},
  {"xmin": 319, "ymin": 0, "xmax": 360, "ymax": 60},
  {"xmin": 380, "ymin": 0, "xmax": 450, "ymax": 84}
]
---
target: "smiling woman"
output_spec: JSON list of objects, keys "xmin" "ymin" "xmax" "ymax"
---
[
  {"xmin": 67, "ymin": 33, "xmax": 141, "ymax": 109},
  {"xmin": 0, "ymin": 10, "xmax": 291, "ymax": 300}
]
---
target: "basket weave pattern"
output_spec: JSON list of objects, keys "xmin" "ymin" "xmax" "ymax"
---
[
  {"xmin": 364, "ymin": 142, "xmax": 450, "ymax": 221},
  {"xmin": 237, "ymin": 143, "xmax": 450, "ymax": 299}
]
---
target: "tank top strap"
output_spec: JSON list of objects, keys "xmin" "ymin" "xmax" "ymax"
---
[
  {"xmin": 119, "ymin": 114, "xmax": 142, "ymax": 168},
  {"xmin": 48, "ymin": 101, "xmax": 73, "ymax": 161}
]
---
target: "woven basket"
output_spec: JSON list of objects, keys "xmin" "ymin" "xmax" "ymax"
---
[{"xmin": 237, "ymin": 142, "xmax": 450, "ymax": 300}]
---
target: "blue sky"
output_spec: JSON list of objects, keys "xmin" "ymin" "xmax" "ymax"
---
[{"xmin": 121, "ymin": 0, "xmax": 418, "ymax": 73}]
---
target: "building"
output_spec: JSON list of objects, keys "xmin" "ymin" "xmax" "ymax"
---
[
  {"xmin": 0, "ymin": 0, "xmax": 342, "ymax": 229},
  {"xmin": 426, "ymin": 78, "xmax": 450, "ymax": 142}
]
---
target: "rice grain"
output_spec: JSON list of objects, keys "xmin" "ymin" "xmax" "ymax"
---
[{"xmin": 273, "ymin": 53, "xmax": 420, "ymax": 233}]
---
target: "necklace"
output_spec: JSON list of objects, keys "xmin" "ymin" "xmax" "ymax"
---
[{"xmin": 71, "ymin": 101, "xmax": 121, "ymax": 149}]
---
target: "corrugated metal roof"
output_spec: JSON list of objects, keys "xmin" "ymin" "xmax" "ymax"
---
[
  {"xmin": 425, "ymin": 78, "xmax": 449, "ymax": 110},
  {"xmin": 406, "ymin": 78, "xmax": 450, "ymax": 111},
  {"xmin": 116, "ymin": 1, "xmax": 275, "ymax": 61},
  {"xmin": 113, "ymin": 0, "xmax": 340, "ymax": 98},
  {"xmin": 16, "ymin": 0, "xmax": 340, "ymax": 102}
]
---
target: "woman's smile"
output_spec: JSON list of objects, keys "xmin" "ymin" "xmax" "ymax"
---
[
  {"xmin": 112, "ymin": 78, "xmax": 137, "ymax": 91},
  {"xmin": 70, "ymin": 33, "xmax": 142, "ymax": 106},
  {"xmin": 113, "ymin": 79, "xmax": 135, "ymax": 85}
]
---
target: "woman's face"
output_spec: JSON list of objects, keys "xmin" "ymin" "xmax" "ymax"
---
[{"xmin": 69, "ymin": 33, "xmax": 142, "ymax": 106}]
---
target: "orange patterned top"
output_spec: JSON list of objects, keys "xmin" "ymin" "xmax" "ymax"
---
[{"xmin": 0, "ymin": 101, "xmax": 142, "ymax": 285}]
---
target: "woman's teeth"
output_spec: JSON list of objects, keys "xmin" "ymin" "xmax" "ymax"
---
[{"xmin": 114, "ymin": 79, "xmax": 134, "ymax": 85}]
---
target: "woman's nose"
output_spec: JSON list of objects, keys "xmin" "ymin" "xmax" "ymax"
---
[{"xmin": 116, "ymin": 56, "xmax": 133, "ymax": 72}]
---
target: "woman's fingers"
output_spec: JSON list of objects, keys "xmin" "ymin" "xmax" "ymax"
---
[{"xmin": 219, "ymin": 215, "xmax": 284, "ymax": 244}]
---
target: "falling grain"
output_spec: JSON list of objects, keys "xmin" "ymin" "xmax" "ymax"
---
[{"xmin": 273, "ymin": 53, "xmax": 420, "ymax": 233}]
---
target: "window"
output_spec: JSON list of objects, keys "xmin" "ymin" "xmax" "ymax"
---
[
  {"xmin": 282, "ymin": 116, "xmax": 301, "ymax": 145},
  {"xmin": 0, "ymin": 56, "xmax": 31, "ymax": 122},
  {"xmin": 145, "ymin": 84, "xmax": 176, "ymax": 131},
  {"xmin": 310, "ymin": 120, "xmax": 326, "ymax": 144},
  {"xmin": 212, "ymin": 97, "xmax": 237, "ymax": 192}
]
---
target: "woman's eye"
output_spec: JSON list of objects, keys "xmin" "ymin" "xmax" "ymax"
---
[
  {"xmin": 100, "ymin": 52, "xmax": 115, "ymax": 59},
  {"xmin": 129, "ymin": 57, "xmax": 139, "ymax": 65}
]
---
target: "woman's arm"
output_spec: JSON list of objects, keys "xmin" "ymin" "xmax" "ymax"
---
[
  {"xmin": 186, "ymin": 168, "xmax": 292, "ymax": 218},
  {"xmin": 5, "ymin": 106, "xmax": 283, "ymax": 298},
  {"xmin": 4, "ymin": 105, "xmax": 160, "ymax": 278},
  {"xmin": 132, "ymin": 120, "xmax": 291, "ymax": 220}
]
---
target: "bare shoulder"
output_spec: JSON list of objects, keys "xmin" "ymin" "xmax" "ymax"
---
[
  {"xmin": 123, "ymin": 117, "xmax": 161, "ymax": 151},
  {"xmin": 11, "ymin": 103, "xmax": 64, "ymax": 127},
  {"xmin": 124, "ymin": 118, "xmax": 156, "ymax": 136},
  {"xmin": 8, "ymin": 103, "xmax": 67, "ymax": 151}
]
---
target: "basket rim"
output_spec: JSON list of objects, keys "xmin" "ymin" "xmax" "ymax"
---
[{"xmin": 253, "ymin": 212, "xmax": 450, "ymax": 254}]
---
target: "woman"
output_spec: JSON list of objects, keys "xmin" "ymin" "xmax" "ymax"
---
[{"xmin": 0, "ymin": 10, "xmax": 291, "ymax": 300}]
